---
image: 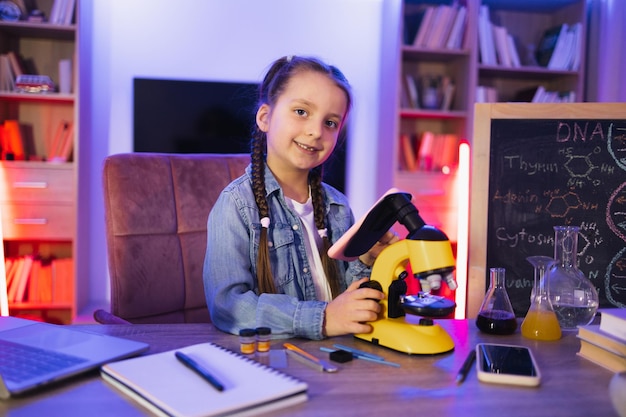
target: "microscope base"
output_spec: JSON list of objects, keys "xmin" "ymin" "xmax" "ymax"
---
[{"xmin": 355, "ymin": 317, "xmax": 454, "ymax": 355}]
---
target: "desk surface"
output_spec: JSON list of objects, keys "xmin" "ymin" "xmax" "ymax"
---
[{"xmin": 0, "ymin": 319, "xmax": 619, "ymax": 417}]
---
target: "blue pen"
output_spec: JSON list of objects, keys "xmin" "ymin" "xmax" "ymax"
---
[{"xmin": 175, "ymin": 351, "xmax": 225, "ymax": 392}]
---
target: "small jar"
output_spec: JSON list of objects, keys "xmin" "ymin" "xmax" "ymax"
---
[
  {"xmin": 239, "ymin": 328, "xmax": 256, "ymax": 354},
  {"xmin": 255, "ymin": 327, "xmax": 272, "ymax": 352}
]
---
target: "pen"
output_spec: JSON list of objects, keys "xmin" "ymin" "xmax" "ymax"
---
[
  {"xmin": 283, "ymin": 343, "xmax": 338, "ymax": 373},
  {"xmin": 175, "ymin": 351, "xmax": 225, "ymax": 392},
  {"xmin": 456, "ymin": 349, "xmax": 476, "ymax": 385}
]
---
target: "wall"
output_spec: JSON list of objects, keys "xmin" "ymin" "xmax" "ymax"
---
[
  {"xmin": 76, "ymin": 0, "xmax": 401, "ymax": 312},
  {"xmin": 586, "ymin": 0, "xmax": 626, "ymax": 102}
]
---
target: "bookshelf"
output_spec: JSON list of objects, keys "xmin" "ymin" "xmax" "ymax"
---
[
  {"xmin": 396, "ymin": 0, "xmax": 587, "ymax": 243},
  {"xmin": 0, "ymin": 0, "xmax": 77, "ymax": 324}
]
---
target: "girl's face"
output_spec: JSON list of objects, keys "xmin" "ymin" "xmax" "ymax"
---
[{"xmin": 256, "ymin": 70, "xmax": 348, "ymax": 175}]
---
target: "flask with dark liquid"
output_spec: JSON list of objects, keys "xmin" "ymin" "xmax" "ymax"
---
[{"xmin": 476, "ymin": 268, "xmax": 518, "ymax": 335}]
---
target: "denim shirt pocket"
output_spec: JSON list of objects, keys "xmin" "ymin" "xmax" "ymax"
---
[{"xmin": 252, "ymin": 222, "xmax": 296, "ymax": 292}]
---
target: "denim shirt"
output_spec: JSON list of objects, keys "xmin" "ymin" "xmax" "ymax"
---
[{"xmin": 203, "ymin": 164, "xmax": 371, "ymax": 340}]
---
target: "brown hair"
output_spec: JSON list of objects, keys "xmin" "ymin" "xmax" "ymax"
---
[{"xmin": 251, "ymin": 56, "xmax": 352, "ymax": 297}]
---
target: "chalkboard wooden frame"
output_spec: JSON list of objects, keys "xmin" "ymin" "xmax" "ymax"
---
[{"xmin": 467, "ymin": 103, "xmax": 626, "ymax": 318}]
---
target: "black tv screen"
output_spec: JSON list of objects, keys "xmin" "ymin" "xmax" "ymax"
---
[
  {"xmin": 133, "ymin": 78, "xmax": 346, "ymax": 192},
  {"xmin": 134, "ymin": 78, "xmax": 258, "ymax": 154}
]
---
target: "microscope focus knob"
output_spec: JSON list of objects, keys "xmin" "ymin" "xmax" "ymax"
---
[
  {"xmin": 359, "ymin": 280, "xmax": 383, "ymax": 302},
  {"xmin": 359, "ymin": 280, "xmax": 383, "ymax": 292}
]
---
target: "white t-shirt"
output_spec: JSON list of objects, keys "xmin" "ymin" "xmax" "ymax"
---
[{"xmin": 286, "ymin": 195, "xmax": 332, "ymax": 302}]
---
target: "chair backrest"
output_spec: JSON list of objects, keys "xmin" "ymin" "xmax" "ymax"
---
[{"xmin": 102, "ymin": 153, "xmax": 250, "ymax": 323}]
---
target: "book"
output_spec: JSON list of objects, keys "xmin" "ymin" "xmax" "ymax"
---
[
  {"xmin": 536, "ymin": 24, "xmax": 566, "ymax": 67},
  {"xmin": 101, "ymin": 342, "xmax": 308, "ymax": 417},
  {"xmin": 0, "ymin": 54, "xmax": 15, "ymax": 91},
  {"xmin": 52, "ymin": 257, "xmax": 73, "ymax": 304},
  {"xmin": 506, "ymin": 34, "xmax": 522, "ymax": 68},
  {"xmin": 38, "ymin": 261, "xmax": 53, "ymax": 303},
  {"xmin": 577, "ymin": 325, "xmax": 626, "ymax": 357},
  {"xmin": 49, "ymin": 0, "xmax": 70, "ymax": 24},
  {"xmin": 399, "ymin": 133, "xmax": 416, "ymax": 171},
  {"xmin": 492, "ymin": 25, "xmax": 512, "ymax": 67},
  {"xmin": 417, "ymin": 131, "xmax": 435, "ymax": 171},
  {"xmin": 27, "ymin": 258, "xmax": 41, "ymax": 303},
  {"xmin": 577, "ymin": 339, "xmax": 626, "ymax": 373},
  {"xmin": 3, "ymin": 120, "xmax": 25, "ymax": 160},
  {"xmin": 439, "ymin": 77, "xmax": 455, "ymax": 111},
  {"xmin": 477, "ymin": 6, "xmax": 496, "ymax": 66},
  {"xmin": 48, "ymin": 120, "xmax": 73, "ymax": 161},
  {"xmin": 532, "ymin": 86, "xmax": 547, "ymax": 103},
  {"xmin": 4, "ymin": 258, "xmax": 17, "ymax": 299},
  {"xmin": 426, "ymin": 5, "xmax": 455, "ymax": 49},
  {"xmin": 8, "ymin": 256, "xmax": 33, "ymax": 302},
  {"xmin": 62, "ymin": 0, "xmax": 76, "ymax": 25},
  {"xmin": 58, "ymin": 121, "xmax": 75, "ymax": 161},
  {"xmin": 6, "ymin": 52, "xmax": 24, "ymax": 78},
  {"xmin": 439, "ymin": 133, "xmax": 460, "ymax": 170},
  {"xmin": 547, "ymin": 24, "xmax": 569, "ymax": 69},
  {"xmin": 600, "ymin": 309, "xmax": 626, "ymax": 342},
  {"xmin": 13, "ymin": 255, "xmax": 33, "ymax": 302},
  {"xmin": 412, "ymin": 6, "xmax": 434, "ymax": 48},
  {"xmin": 445, "ymin": 5, "xmax": 466, "ymax": 50},
  {"xmin": 475, "ymin": 85, "xmax": 498, "ymax": 103},
  {"xmin": 403, "ymin": 74, "xmax": 419, "ymax": 109},
  {"xmin": 569, "ymin": 23, "xmax": 583, "ymax": 71}
]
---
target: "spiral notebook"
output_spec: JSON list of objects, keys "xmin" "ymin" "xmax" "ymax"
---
[{"xmin": 101, "ymin": 342, "xmax": 308, "ymax": 417}]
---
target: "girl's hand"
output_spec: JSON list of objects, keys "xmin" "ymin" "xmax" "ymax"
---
[
  {"xmin": 358, "ymin": 230, "xmax": 400, "ymax": 267},
  {"xmin": 323, "ymin": 278, "xmax": 385, "ymax": 337}
]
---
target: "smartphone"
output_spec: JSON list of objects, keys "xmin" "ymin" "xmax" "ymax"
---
[{"xmin": 475, "ymin": 343, "xmax": 541, "ymax": 387}]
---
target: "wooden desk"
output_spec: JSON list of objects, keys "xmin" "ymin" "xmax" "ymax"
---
[{"xmin": 0, "ymin": 320, "xmax": 619, "ymax": 417}]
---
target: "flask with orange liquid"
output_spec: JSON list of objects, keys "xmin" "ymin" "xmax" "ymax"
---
[{"xmin": 521, "ymin": 256, "xmax": 562, "ymax": 341}]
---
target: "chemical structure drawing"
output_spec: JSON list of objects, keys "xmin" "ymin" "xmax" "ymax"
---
[
  {"xmin": 545, "ymin": 191, "xmax": 582, "ymax": 217},
  {"xmin": 562, "ymin": 147, "xmax": 603, "ymax": 188}
]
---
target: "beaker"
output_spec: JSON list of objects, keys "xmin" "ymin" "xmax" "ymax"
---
[
  {"xmin": 476, "ymin": 268, "xmax": 518, "ymax": 335},
  {"xmin": 521, "ymin": 255, "xmax": 561, "ymax": 340},
  {"xmin": 545, "ymin": 226, "xmax": 599, "ymax": 330}
]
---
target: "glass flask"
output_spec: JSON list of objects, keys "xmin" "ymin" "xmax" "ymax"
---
[
  {"xmin": 545, "ymin": 226, "xmax": 599, "ymax": 330},
  {"xmin": 521, "ymin": 256, "xmax": 561, "ymax": 340},
  {"xmin": 476, "ymin": 268, "xmax": 518, "ymax": 335}
]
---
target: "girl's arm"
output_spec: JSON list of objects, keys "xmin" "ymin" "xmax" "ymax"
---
[{"xmin": 203, "ymin": 190, "xmax": 327, "ymax": 340}]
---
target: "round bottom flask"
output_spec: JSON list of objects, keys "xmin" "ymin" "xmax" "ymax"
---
[{"xmin": 546, "ymin": 226, "xmax": 599, "ymax": 331}]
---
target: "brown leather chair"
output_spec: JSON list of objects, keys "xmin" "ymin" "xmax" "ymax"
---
[{"xmin": 93, "ymin": 153, "xmax": 249, "ymax": 324}]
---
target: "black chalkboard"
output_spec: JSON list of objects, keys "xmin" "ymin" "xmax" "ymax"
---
[{"xmin": 485, "ymin": 118, "xmax": 626, "ymax": 316}]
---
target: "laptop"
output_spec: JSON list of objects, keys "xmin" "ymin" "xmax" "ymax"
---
[{"xmin": 0, "ymin": 316, "xmax": 149, "ymax": 399}]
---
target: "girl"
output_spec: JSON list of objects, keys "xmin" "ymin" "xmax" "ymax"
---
[{"xmin": 203, "ymin": 55, "xmax": 395, "ymax": 340}]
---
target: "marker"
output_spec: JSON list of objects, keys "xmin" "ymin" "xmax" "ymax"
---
[
  {"xmin": 175, "ymin": 351, "xmax": 225, "ymax": 391},
  {"xmin": 456, "ymin": 349, "xmax": 476, "ymax": 385}
]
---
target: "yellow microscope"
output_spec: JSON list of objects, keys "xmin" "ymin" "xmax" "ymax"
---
[{"xmin": 330, "ymin": 190, "xmax": 457, "ymax": 355}]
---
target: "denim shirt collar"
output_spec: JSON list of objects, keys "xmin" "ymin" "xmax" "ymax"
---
[{"xmin": 244, "ymin": 163, "xmax": 344, "ymax": 213}]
